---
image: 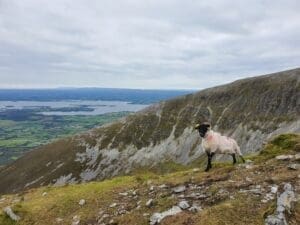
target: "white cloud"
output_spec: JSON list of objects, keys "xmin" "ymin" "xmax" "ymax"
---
[{"xmin": 0, "ymin": 0, "xmax": 299, "ymax": 89}]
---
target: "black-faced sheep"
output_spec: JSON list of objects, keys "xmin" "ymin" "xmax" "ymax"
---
[{"xmin": 195, "ymin": 123, "xmax": 245, "ymax": 172}]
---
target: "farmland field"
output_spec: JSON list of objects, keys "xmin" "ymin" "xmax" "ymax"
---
[{"xmin": 0, "ymin": 88, "xmax": 193, "ymax": 165}]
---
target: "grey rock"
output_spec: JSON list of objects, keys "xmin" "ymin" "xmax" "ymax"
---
[
  {"xmin": 262, "ymin": 193, "xmax": 275, "ymax": 203},
  {"xmin": 287, "ymin": 163, "xmax": 300, "ymax": 170},
  {"xmin": 188, "ymin": 204, "xmax": 202, "ymax": 213},
  {"xmin": 109, "ymin": 219, "xmax": 116, "ymax": 224},
  {"xmin": 118, "ymin": 209, "xmax": 127, "ymax": 215},
  {"xmin": 245, "ymin": 164, "xmax": 254, "ymax": 169},
  {"xmin": 265, "ymin": 183, "xmax": 297, "ymax": 225},
  {"xmin": 192, "ymin": 168, "xmax": 200, "ymax": 172},
  {"xmin": 186, "ymin": 193, "xmax": 207, "ymax": 199},
  {"xmin": 78, "ymin": 199, "xmax": 86, "ymax": 206},
  {"xmin": 3, "ymin": 206, "xmax": 20, "ymax": 221},
  {"xmin": 72, "ymin": 215, "xmax": 80, "ymax": 225},
  {"xmin": 265, "ymin": 215, "xmax": 286, "ymax": 225},
  {"xmin": 295, "ymin": 153, "xmax": 300, "ymax": 160},
  {"xmin": 271, "ymin": 185, "xmax": 279, "ymax": 194},
  {"xmin": 150, "ymin": 206, "xmax": 182, "ymax": 225},
  {"xmin": 277, "ymin": 183, "xmax": 296, "ymax": 213},
  {"xmin": 149, "ymin": 186, "xmax": 155, "ymax": 191},
  {"xmin": 158, "ymin": 184, "xmax": 168, "ymax": 189},
  {"xmin": 276, "ymin": 155, "xmax": 294, "ymax": 160},
  {"xmin": 146, "ymin": 199, "xmax": 154, "ymax": 207},
  {"xmin": 109, "ymin": 203, "xmax": 117, "ymax": 208},
  {"xmin": 56, "ymin": 217, "xmax": 63, "ymax": 223},
  {"xmin": 172, "ymin": 185, "xmax": 186, "ymax": 193},
  {"xmin": 119, "ymin": 192, "xmax": 128, "ymax": 196},
  {"xmin": 246, "ymin": 177, "xmax": 252, "ymax": 182},
  {"xmin": 249, "ymin": 188, "xmax": 263, "ymax": 195},
  {"xmin": 72, "ymin": 220, "xmax": 80, "ymax": 225},
  {"xmin": 178, "ymin": 200, "xmax": 190, "ymax": 209}
]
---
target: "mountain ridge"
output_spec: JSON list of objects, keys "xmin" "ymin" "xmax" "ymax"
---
[{"xmin": 0, "ymin": 68, "xmax": 299, "ymax": 194}]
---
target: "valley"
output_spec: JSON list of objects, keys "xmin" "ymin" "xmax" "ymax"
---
[
  {"xmin": 0, "ymin": 88, "xmax": 192, "ymax": 165},
  {"xmin": 0, "ymin": 110, "xmax": 129, "ymax": 165}
]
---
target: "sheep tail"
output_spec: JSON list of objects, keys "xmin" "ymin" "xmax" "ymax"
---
[{"xmin": 236, "ymin": 145, "xmax": 242, "ymax": 156}]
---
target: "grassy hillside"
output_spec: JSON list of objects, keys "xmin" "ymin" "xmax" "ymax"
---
[
  {"xmin": 0, "ymin": 134, "xmax": 299, "ymax": 225},
  {"xmin": 0, "ymin": 68, "xmax": 299, "ymax": 195}
]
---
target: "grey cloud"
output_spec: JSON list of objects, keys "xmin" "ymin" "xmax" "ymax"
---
[{"xmin": 0, "ymin": 0, "xmax": 299, "ymax": 89}]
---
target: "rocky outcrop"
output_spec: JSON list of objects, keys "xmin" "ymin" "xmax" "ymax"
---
[
  {"xmin": 0, "ymin": 68, "xmax": 299, "ymax": 194},
  {"xmin": 265, "ymin": 183, "xmax": 297, "ymax": 225}
]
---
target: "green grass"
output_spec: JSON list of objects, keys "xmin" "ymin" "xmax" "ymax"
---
[
  {"xmin": 249, "ymin": 133, "xmax": 300, "ymax": 162},
  {"xmin": 0, "ymin": 112, "xmax": 129, "ymax": 165}
]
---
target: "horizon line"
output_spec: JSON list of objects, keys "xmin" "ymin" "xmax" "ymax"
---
[{"xmin": 0, "ymin": 86, "xmax": 198, "ymax": 91}]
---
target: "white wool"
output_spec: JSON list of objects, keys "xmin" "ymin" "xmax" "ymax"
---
[{"xmin": 201, "ymin": 130, "xmax": 242, "ymax": 155}]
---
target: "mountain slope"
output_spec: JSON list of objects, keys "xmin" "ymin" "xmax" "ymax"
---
[
  {"xmin": 0, "ymin": 134, "xmax": 299, "ymax": 225},
  {"xmin": 0, "ymin": 68, "xmax": 299, "ymax": 194}
]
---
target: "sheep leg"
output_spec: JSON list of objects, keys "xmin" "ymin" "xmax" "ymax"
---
[
  {"xmin": 205, "ymin": 152, "xmax": 214, "ymax": 172},
  {"xmin": 210, "ymin": 152, "xmax": 215, "ymax": 169},
  {"xmin": 239, "ymin": 155, "xmax": 245, "ymax": 163},
  {"xmin": 231, "ymin": 154, "xmax": 237, "ymax": 164},
  {"xmin": 236, "ymin": 146, "xmax": 245, "ymax": 163}
]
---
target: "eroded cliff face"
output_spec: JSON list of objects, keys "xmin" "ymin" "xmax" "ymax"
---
[{"xmin": 0, "ymin": 68, "xmax": 299, "ymax": 194}]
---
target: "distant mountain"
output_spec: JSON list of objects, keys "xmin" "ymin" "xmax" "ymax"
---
[
  {"xmin": 0, "ymin": 88, "xmax": 194, "ymax": 104},
  {"xmin": 0, "ymin": 68, "xmax": 299, "ymax": 194}
]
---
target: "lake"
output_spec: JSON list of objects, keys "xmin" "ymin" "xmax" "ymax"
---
[{"xmin": 0, "ymin": 100, "xmax": 148, "ymax": 116}]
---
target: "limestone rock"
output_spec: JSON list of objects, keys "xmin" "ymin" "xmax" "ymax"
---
[
  {"xmin": 287, "ymin": 163, "xmax": 300, "ymax": 170},
  {"xmin": 79, "ymin": 199, "xmax": 86, "ymax": 206},
  {"xmin": 150, "ymin": 206, "xmax": 182, "ymax": 225},
  {"xmin": 146, "ymin": 199, "xmax": 154, "ymax": 208},
  {"xmin": 172, "ymin": 185, "xmax": 186, "ymax": 193},
  {"xmin": 109, "ymin": 203, "xmax": 117, "ymax": 208},
  {"xmin": 178, "ymin": 200, "xmax": 190, "ymax": 210},
  {"xmin": 275, "ymin": 155, "xmax": 294, "ymax": 160},
  {"xmin": 3, "ymin": 206, "xmax": 20, "ymax": 221},
  {"xmin": 265, "ymin": 183, "xmax": 297, "ymax": 225}
]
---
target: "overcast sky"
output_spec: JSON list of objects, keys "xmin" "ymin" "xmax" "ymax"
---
[{"xmin": 0, "ymin": 0, "xmax": 299, "ymax": 89}]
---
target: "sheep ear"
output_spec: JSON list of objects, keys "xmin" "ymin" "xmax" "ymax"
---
[{"xmin": 194, "ymin": 124, "xmax": 200, "ymax": 129}]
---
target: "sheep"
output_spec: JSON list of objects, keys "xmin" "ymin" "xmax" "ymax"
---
[{"xmin": 195, "ymin": 123, "xmax": 245, "ymax": 172}]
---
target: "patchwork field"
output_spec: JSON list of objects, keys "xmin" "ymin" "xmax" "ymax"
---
[{"xmin": 0, "ymin": 110, "xmax": 129, "ymax": 165}]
